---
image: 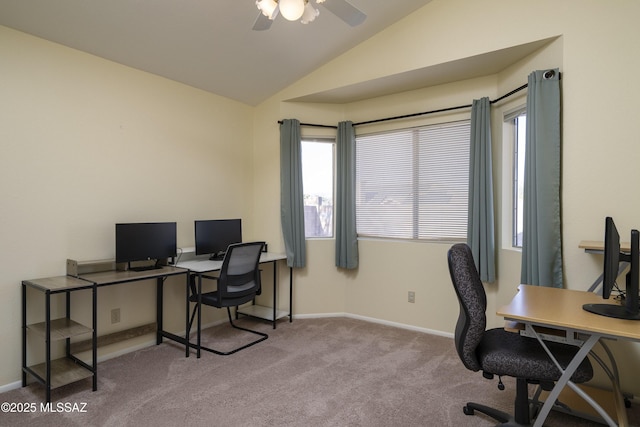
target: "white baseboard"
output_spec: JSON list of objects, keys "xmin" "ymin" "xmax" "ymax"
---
[
  {"xmin": 293, "ymin": 312, "xmax": 455, "ymax": 339},
  {"xmin": 0, "ymin": 380, "xmax": 22, "ymax": 393}
]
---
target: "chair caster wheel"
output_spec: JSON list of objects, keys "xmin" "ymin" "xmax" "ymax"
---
[{"xmin": 463, "ymin": 406, "xmax": 475, "ymax": 415}]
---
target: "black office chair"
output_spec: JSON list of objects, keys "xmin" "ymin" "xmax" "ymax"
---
[
  {"xmin": 447, "ymin": 243, "xmax": 594, "ymax": 425},
  {"xmin": 188, "ymin": 241, "xmax": 268, "ymax": 355}
]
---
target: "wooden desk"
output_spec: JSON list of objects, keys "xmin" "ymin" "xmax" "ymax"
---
[
  {"xmin": 498, "ymin": 285, "xmax": 640, "ymax": 427},
  {"xmin": 579, "ymin": 240, "xmax": 631, "ymax": 253}
]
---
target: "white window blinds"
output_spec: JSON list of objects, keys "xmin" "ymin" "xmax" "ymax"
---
[{"xmin": 356, "ymin": 120, "xmax": 470, "ymax": 241}]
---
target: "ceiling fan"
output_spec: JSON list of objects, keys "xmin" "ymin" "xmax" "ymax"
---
[{"xmin": 253, "ymin": 0, "xmax": 367, "ymax": 31}]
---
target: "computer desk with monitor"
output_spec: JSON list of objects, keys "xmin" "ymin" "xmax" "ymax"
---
[
  {"xmin": 498, "ymin": 285, "xmax": 640, "ymax": 427},
  {"xmin": 22, "ymin": 219, "xmax": 293, "ymax": 400}
]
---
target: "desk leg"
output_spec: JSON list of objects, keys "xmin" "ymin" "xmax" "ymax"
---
[
  {"xmin": 65, "ymin": 292, "xmax": 71, "ymax": 356},
  {"xmin": 532, "ymin": 333, "xmax": 616, "ymax": 427},
  {"xmin": 289, "ymin": 267, "xmax": 293, "ymax": 323},
  {"xmin": 156, "ymin": 278, "xmax": 163, "ymax": 345},
  {"xmin": 21, "ymin": 283, "xmax": 27, "ymax": 387},
  {"xmin": 197, "ymin": 274, "xmax": 202, "ymax": 358},
  {"xmin": 45, "ymin": 291, "xmax": 51, "ymax": 403},
  {"xmin": 593, "ymin": 340, "xmax": 629, "ymax": 427},
  {"xmin": 92, "ymin": 285, "xmax": 97, "ymax": 391},
  {"xmin": 185, "ymin": 273, "xmax": 190, "ymax": 358},
  {"xmin": 185, "ymin": 274, "xmax": 203, "ymax": 358},
  {"xmin": 155, "ymin": 274, "xmax": 192, "ymax": 358},
  {"xmin": 611, "ymin": 373, "xmax": 629, "ymax": 427},
  {"xmin": 272, "ymin": 261, "xmax": 277, "ymax": 329}
]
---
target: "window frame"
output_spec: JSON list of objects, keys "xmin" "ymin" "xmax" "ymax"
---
[
  {"xmin": 502, "ymin": 104, "xmax": 527, "ymax": 250},
  {"xmin": 512, "ymin": 113, "xmax": 526, "ymax": 248},
  {"xmin": 301, "ymin": 137, "xmax": 336, "ymax": 240}
]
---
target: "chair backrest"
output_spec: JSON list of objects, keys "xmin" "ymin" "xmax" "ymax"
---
[
  {"xmin": 217, "ymin": 241, "xmax": 265, "ymax": 300},
  {"xmin": 447, "ymin": 243, "xmax": 487, "ymax": 372}
]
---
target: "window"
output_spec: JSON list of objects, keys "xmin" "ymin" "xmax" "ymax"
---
[
  {"xmin": 301, "ymin": 139, "xmax": 335, "ymax": 238},
  {"xmin": 513, "ymin": 113, "xmax": 526, "ymax": 248},
  {"xmin": 356, "ymin": 121, "xmax": 470, "ymax": 241}
]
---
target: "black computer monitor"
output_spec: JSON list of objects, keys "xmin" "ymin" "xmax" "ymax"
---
[
  {"xmin": 115, "ymin": 222, "xmax": 177, "ymax": 270},
  {"xmin": 583, "ymin": 217, "xmax": 640, "ymax": 320},
  {"xmin": 602, "ymin": 216, "xmax": 621, "ymax": 299},
  {"xmin": 195, "ymin": 219, "xmax": 242, "ymax": 260}
]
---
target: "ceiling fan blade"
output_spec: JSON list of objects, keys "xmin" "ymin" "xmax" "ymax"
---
[
  {"xmin": 252, "ymin": 13, "xmax": 273, "ymax": 31},
  {"xmin": 320, "ymin": 0, "xmax": 367, "ymax": 27}
]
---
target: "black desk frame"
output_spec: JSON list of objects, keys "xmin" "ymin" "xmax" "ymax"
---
[
  {"xmin": 22, "ymin": 267, "xmax": 190, "ymax": 402},
  {"xmin": 236, "ymin": 261, "xmax": 294, "ymax": 327},
  {"xmin": 22, "ymin": 277, "xmax": 97, "ymax": 403},
  {"xmin": 83, "ymin": 267, "xmax": 191, "ymax": 356}
]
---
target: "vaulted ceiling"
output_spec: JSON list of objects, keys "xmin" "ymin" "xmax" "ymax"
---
[
  {"xmin": 0, "ymin": 0, "xmax": 436, "ymax": 106},
  {"xmin": 1, "ymin": 1, "xmax": 555, "ymax": 107}
]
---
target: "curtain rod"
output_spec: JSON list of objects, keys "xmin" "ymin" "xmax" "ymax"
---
[
  {"xmin": 354, "ymin": 82, "xmax": 529, "ymax": 126},
  {"xmin": 277, "ymin": 81, "xmax": 531, "ymax": 129},
  {"xmin": 277, "ymin": 121, "xmax": 338, "ymax": 129}
]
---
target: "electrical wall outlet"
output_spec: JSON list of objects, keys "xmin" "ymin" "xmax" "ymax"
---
[
  {"xmin": 111, "ymin": 308, "xmax": 121, "ymax": 324},
  {"xmin": 408, "ymin": 291, "xmax": 415, "ymax": 303}
]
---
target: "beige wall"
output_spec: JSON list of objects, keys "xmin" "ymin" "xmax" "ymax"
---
[
  {"xmin": 2, "ymin": 0, "xmax": 640, "ymax": 399},
  {"xmin": 0, "ymin": 26, "xmax": 254, "ymax": 385}
]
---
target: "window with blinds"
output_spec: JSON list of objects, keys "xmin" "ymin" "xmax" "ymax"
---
[{"xmin": 356, "ymin": 120, "xmax": 470, "ymax": 241}]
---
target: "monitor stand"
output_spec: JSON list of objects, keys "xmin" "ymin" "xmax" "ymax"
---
[
  {"xmin": 582, "ymin": 303, "xmax": 640, "ymax": 320},
  {"xmin": 209, "ymin": 252, "xmax": 225, "ymax": 261}
]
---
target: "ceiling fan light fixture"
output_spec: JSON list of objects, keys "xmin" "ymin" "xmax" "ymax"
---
[
  {"xmin": 256, "ymin": 0, "xmax": 278, "ymax": 19},
  {"xmin": 279, "ymin": 0, "xmax": 305, "ymax": 21},
  {"xmin": 300, "ymin": 2, "xmax": 319, "ymax": 24}
]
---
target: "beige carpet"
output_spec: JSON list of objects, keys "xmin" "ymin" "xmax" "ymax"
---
[{"xmin": 1, "ymin": 317, "xmax": 638, "ymax": 426}]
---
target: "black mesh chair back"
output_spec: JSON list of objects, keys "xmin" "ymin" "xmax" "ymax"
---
[
  {"xmin": 216, "ymin": 242, "xmax": 264, "ymax": 306},
  {"xmin": 188, "ymin": 241, "xmax": 268, "ymax": 355}
]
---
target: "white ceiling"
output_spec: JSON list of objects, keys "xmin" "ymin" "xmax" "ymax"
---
[{"xmin": 0, "ymin": 0, "xmax": 437, "ymax": 106}]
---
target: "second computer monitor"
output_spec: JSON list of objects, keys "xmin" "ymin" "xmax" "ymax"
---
[{"xmin": 195, "ymin": 219, "xmax": 242, "ymax": 260}]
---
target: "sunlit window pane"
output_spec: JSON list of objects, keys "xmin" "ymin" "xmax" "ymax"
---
[
  {"xmin": 302, "ymin": 140, "xmax": 334, "ymax": 238},
  {"xmin": 513, "ymin": 114, "xmax": 526, "ymax": 247}
]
